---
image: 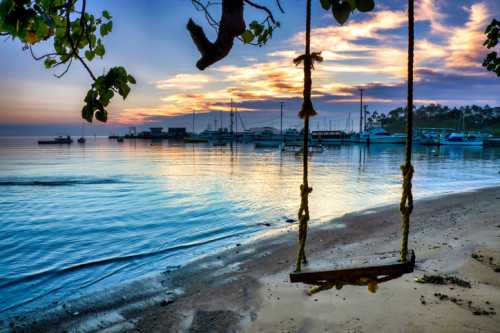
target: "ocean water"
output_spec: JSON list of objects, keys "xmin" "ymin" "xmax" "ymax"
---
[{"xmin": 0, "ymin": 137, "xmax": 499, "ymax": 318}]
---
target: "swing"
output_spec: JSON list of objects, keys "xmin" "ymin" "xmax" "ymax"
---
[{"xmin": 290, "ymin": 0, "xmax": 416, "ymax": 292}]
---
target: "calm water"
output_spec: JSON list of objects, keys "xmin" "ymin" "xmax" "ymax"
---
[{"xmin": 0, "ymin": 137, "xmax": 499, "ymax": 317}]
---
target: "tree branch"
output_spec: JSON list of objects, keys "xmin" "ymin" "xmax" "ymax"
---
[
  {"xmin": 64, "ymin": 0, "xmax": 96, "ymax": 81},
  {"xmin": 243, "ymin": 0, "xmax": 277, "ymax": 24}
]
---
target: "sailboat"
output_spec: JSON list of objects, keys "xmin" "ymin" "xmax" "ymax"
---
[
  {"xmin": 439, "ymin": 111, "xmax": 483, "ymax": 146},
  {"xmin": 77, "ymin": 123, "xmax": 86, "ymax": 144}
]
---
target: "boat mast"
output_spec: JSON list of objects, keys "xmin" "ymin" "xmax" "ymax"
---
[
  {"xmin": 364, "ymin": 105, "xmax": 368, "ymax": 130},
  {"xmin": 280, "ymin": 102, "xmax": 284, "ymax": 136},
  {"xmin": 235, "ymin": 106, "xmax": 238, "ymax": 134},
  {"xmin": 359, "ymin": 88, "xmax": 364, "ymax": 133},
  {"xmin": 192, "ymin": 110, "xmax": 195, "ymax": 134},
  {"xmin": 230, "ymin": 98, "xmax": 234, "ymax": 135}
]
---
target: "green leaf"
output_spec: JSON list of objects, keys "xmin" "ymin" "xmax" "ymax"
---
[
  {"xmin": 346, "ymin": 0, "xmax": 357, "ymax": 9},
  {"xmin": 320, "ymin": 0, "xmax": 331, "ymax": 10},
  {"xmin": 250, "ymin": 20, "xmax": 263, "ymax": 36},
  {"xmin": 356, "ymin": 0, "xmax": 375, "ymax": 12},
  {"xmin": 332, "ymin": 1, "xmax": 352, "ymax": 25},
  {"xmin": 95, "ymin": 42, "xmax": 105, "ymax": 57},
  {"xmin": 102, "ymin": 10, "xmax": 111, "ymax": 20},
  {"xmin": 85, "ymin": 50, "xmax": 95, "ymax": 61},
  {"xmin": 100, "ymin": 89, "xmax": 114, "ymax": 105},
  {"xmin": 82, "ymin": 105, "xmax": 94, "ymax": 123},
  {"xmin": 127, "ymin": 75, "xmax": 136, "ymax": 84},
  {"xmin": 95, "ymin": 110, "xmax": 107, "ymax": 122},
  {"xmin": 241, "ymin": 30, "xmax": 254, "ymax": 43},
  {"xmin": 100, "ymin": 21, "xmax": 112, "ymax": 37},
  {"xmin": 44, "ymin": 57, "xmax": 56, "ymax": 69}
]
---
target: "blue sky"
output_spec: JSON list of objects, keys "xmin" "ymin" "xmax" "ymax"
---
[{"xmin": 0, "ymin": 0, "xmax": 499, "ymax": 135}]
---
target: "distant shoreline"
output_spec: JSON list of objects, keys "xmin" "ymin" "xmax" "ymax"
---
[{"xmin": 7, "ymin": 185, "xmax": 500, "ymax": 332}]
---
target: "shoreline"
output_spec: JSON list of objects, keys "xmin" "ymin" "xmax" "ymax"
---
[{"xmin": 6, "ymin": 186, "xmax": 500, "ymax": 332}]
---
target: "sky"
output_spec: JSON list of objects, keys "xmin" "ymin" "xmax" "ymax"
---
[{"xmin": 0, "ymin": 0, "xmax": 499, "ymax": 135}]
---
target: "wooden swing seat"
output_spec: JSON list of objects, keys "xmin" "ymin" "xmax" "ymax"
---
[{"xmin": 290, "ymin": 250, "xmax": 415, "ymax": 285}]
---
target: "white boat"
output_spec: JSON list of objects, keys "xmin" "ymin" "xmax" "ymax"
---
[
  {"xmin": 358, "ymin": 127, "xmax": 406, "ymax": 144},
  {"xmin": 439, "ymin": 133, "xmax": 483, "ymax": 146}
]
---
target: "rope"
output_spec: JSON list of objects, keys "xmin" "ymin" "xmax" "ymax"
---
[
  {"xmin": 400, "ymin": 0, "xmax": 414, "ymax": 263},
  {"xmin": 295, "ymin": 0, "xmax": 315, "ymax": 273},
  {"xmin": 400, "ymin": 163, "xmax": 414, "ymax": 261},
  {"xmin": 296, "ymin": 0, "xmax": 416, "ymax": 272}
]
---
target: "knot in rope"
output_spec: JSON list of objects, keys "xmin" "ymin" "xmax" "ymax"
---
[
  {"xmin": 399, "ymin": 163, "xmax": 414, "ymax": 215},
  {"xmin": 298, "ymin": 184, "xmax": 313, "ymax": 220},
  {"xmin": 400, "ymin": 162, "xmax": 414, "ymax": 262}
]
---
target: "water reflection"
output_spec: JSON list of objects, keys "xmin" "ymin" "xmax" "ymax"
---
[{"xmin": 0, "ymin": 137, "xmax": 498, "ymax": 317}]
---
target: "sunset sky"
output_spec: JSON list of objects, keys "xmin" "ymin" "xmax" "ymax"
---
[{"xmin": 1, "ymin": 0, "xmax": 499, "ymax": 135}]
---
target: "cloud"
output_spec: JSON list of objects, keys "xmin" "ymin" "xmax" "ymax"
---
[
  {"xmin": 154, "ymin": 74, "xmax": 216, "ymax": 90},
  {"xmin": 116, "ymin": 1, "xmax": 499, "ymax": 126},
  {"xmin": 445, "ymin": 3, "xmax": 492, "ymax": 69}
]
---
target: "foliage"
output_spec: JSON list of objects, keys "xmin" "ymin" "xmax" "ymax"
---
[
  {"xmin": 367, "ymin": 104, "xmax": 500, "ymax": 134},
  {"xmin": 0, "ymin": 0, "xmax": 135, "ymax": 122},
  {"xmin": 483, "ymin": 19, "xmax": 500, "ymax": 76},
  {"xmin": 0, "ymin": 0, "xmax": 379, "ymax": 122},
  {"xmin": 320, "ymin": 0, "xmax": 375, "ymax": 25},
  {"xmin": 82, "ymin": 67, "xmax": 136, "ymax": 122},
  {"xmin": 241, "ymin": 19, "xmax": 279, "ymax": 46}
]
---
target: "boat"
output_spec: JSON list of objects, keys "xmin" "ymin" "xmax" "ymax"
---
[
  {"xmin": 77, "ymin": 124, "xmax": 86, "ymax": 144},
  {"xmin": 38, "ymin": 136, "xmax": 73, "ymax": 145},
  {"xmin": 416, "ymin": 128, "xmax": 453, "ymax": 146},
  {"xmin": 357, "ymin": 127, "xmax": 406, "ymax": 144},
  {"xmin": 283, "ymin": 128, "xmax": 302, "ymax": 145},
  {"xmin": 311, "ymin": 130, "xmax": 351, "ymax": 145},
  {"xmin": 439, "ymin": 133, "xmax": 483, "ymax": 146},
  {"xmin": 253, "ymin": 127, "xmax": 283, "ymax": 148}
]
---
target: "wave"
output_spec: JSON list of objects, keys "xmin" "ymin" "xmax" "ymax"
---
[
  {"xmin": 0, "ymin": 178, "xmax": 123, "ymax": 187},
  {"xmin": 0, "ymin": 230, "xmax": 248, "ymax": 293}
]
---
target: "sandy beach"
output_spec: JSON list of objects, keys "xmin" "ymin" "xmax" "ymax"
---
[{"xmin": 8, "ymin": 186, "xmax": 500, "ymax": 332}]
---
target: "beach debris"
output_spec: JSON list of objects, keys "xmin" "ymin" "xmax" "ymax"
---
[
  {"xmin": 433, "ymin": 293, "xmax": 496, "ymax": 316},
  {"xmin": 415, "ymin": 275, "xmax": 471, "ymax": 288},
  {"xmin": 472, "ymin": 250, "xmax": 500, "ymax": 272}
]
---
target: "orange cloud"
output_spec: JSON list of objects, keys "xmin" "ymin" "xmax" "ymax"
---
[{"xmin": 118, "ymin": 1, "xmax": 493, "ymax": 124}]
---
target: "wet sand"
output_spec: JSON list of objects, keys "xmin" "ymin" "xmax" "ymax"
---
[{"xmin": 8, "ymin": 186, "xmax": 500, "ymax": 332}]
